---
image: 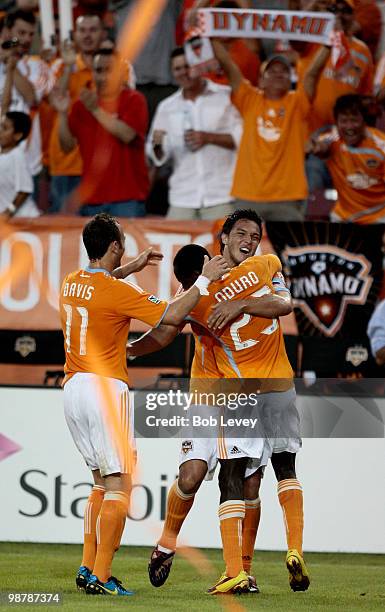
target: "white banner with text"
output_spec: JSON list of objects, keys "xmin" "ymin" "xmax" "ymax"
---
[{"xmin": 197, "ymin": 9, "xmax": 335, "ymax": 44}]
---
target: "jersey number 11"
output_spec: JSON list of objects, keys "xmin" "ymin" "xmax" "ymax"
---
[{"xmin": 63, "ymin": 304, "xmax": 89, "ymax": 355}]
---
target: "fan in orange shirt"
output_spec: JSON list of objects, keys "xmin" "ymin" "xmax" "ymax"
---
[
  {"xmin": 296, "ymin": 0, "xmax": 373, "ymax": 136},
  {"xmin": 312, "ymin": 93, "xmax": 385, "ymax": 223},
  {"xmin": 211, "ymin": 37, "xmax": 331, "ymax": 220}
]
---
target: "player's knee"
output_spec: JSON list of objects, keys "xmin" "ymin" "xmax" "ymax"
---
[
  {"xmin": 271, "ymin": 452, "xmax": 296, "ymax": 481},
  {"xmin": 244, "ymin": 468, "xmax": 262, "ymax": 499},
  {"xmin": 178, "ymin": 461, "xmax": 206, "ymax": 495}
]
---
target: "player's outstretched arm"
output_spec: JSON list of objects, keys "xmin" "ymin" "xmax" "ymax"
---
[
  {"xmin": 112, "ymin": 247, "xmax": 163, "ymax": 279},
  {"xmin": 162, "ymin": 255, "xmax": 230, "ymax": 326},
  {"xmin": 127, "ymin": 324, "xmax": 179, "ymax": 358},
  {"xmin": 208, "ymin": 293, "xmax": 292, "ymax": 331}
]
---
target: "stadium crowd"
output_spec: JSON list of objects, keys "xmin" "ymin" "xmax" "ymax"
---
[
  {"xmin": 0, "ymin": 0, "xmax": 385, "ymax": 223},
  {"xmin": 0, "ymin": 0, "xmax": 385, "ymax": 366}
]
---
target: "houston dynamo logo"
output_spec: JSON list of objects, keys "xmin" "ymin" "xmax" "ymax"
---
[{"xmin": 283, "ymin": 245, "xmax": 373, "ymax": 337}]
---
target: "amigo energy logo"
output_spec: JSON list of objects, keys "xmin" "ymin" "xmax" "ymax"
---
[{"xmin": 283, "ymin": 245, "xmax": 373, "ymax": 337}]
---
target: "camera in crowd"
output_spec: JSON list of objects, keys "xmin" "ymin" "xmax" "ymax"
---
[{"xmin": 1, "ymin": 37, "xmax": 19, "ymax": 50}]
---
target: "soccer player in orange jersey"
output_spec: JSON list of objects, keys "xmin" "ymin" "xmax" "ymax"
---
[
  {"xmin": 59, "ymin": 213, "xmax": 229, "ymax": 596},
  {"xmin": 129, "ymin": 243, "xmax": 271, "ymax": 593},
  {"xmin": 190, "ymin": 212, "xmax": 308, "ymax": 594},
  {"xmin": 129, "ymin": 212, "xmax": 302, "ymax": 594}
]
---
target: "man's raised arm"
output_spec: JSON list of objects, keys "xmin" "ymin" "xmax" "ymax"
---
[{"xmin": 211, "ymin": 39, "xmax": 242, "ymax": 93}]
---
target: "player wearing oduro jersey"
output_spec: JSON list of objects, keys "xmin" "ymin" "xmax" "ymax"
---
[
  {"xmin": 59, "ymin": 213, "xmax": 230, "ymax": 597},
  {"xmin": 191, "ymin": 252, "xmax": 293, "ymax": 385},
  {"xmin": 203, "ymin": 210, "xmax": 308, "ymax": 593},
  {"xmin": 129, "ymin": 222, "xmax": 295, "ymax": 595},
  {"xmin": 129, "ymin": 243, "xmax": 275, "ymax": 594},
  {"xmin": 136, "ymin": 211, "xmax": 307, "ymax": 593}
]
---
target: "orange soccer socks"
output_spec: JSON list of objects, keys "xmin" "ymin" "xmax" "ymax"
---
[
  {"xmin": 92, "ymin": 490, "xmax": 129, "ymax": 583},
  {"xmin": 277, "ymin": 479, "xmax": 304, "ymax": 555},
  {"xmin": 158, "ymin": 480, "xmax": 195, "ymax": 552},
  {"xmin": 218, "ymin": 500, "xmax": 245, "ymax": 578},
  {"xmin": 81, "ymin": 485, "xmax": 105, "ymax": 570},
  {"xmin": 242, "ymin": 497, "xmax": 261, "ymax": 574}
]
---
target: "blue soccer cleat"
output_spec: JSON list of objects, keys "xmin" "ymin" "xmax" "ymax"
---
[{"xmin": 85, "ymin": 574, "xmax": 134, "ymax": 596}]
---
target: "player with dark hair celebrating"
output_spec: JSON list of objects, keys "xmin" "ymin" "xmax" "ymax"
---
[
  {"xmin": 130, "ymin": 210, "xmax": 307, "ymax": 593},
  {"xmin": 59, "ymin": 213, "xmax": 229, "ymax": 596}
]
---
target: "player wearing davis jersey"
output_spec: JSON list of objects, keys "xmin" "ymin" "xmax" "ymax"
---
[{"xmin": 59, "ymin": 214, "xmax": 229, "ymax": 597}]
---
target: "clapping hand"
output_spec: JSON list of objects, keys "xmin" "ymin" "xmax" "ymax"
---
[
  {"xmin": 50, "ymin": 86, "xmax": 71, "ymax": 113},
  {"xmin": 80, "ymin": 88, "xmax": 98, "ymax": 113},
  {"xmin": 61, "ymin": 40, "xmax": 77, "ymax": 67}
]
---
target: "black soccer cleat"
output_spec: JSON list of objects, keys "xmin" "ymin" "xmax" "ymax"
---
[
  {"xmin": 148, "ymin": 546, "xmax": 175, "ymax": 587},
  {"xmin": 76, "ymin": 566, "xmax": 91, "ymax": 592},
  {"xmin": 248, "ymin": 574, "xmax": 260, "ymax": 593}
]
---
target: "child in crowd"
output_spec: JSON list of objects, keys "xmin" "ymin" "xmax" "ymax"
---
[{"xmin": 0, "ymin": 111, "xmax": 39, "ymax": 218}]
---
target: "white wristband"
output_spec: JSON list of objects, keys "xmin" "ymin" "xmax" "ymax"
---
[
  {"xmin": 193, "ymin": 275, "xmax": 210, "ymax": 296},
  {"xmin": 7, "ymin": 203, "xmax": 16, "ymax": 215}
]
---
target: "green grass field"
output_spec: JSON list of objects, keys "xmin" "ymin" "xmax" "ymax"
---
[{"xmin": 0, "ymin": 543, "xmax": 383, "ymax": 612}]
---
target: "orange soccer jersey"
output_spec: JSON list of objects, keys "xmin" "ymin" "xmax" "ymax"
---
[
  {"xmin": 230, "ymin": 80, "xmax": 310, "ymax": 202},
  {"xmin": 322, "ymin": 126, "xmax": 385, "ymax": 223},
  {"xmin": 190, "ymin": 255, "xmax": 293, "ymax": 381},
  {"xmin": 190, "ymin": 321, "xmax": 222, "ymax": 379},
  {"xmin": 60, "ymin": 268, "xmax": 168, "ymax": 384}
]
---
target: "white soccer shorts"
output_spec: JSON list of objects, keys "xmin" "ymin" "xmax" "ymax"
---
[
  {"xmin": 64, "ymin": 372, "xmax": 135, "ymax": 477},
  {"xmin": 178, "ymin": 404, "xmax": 264, "ymax": 480},
  {"xmin": 258, "ymin": 387, "xmax": 302, "ymax": 456}
]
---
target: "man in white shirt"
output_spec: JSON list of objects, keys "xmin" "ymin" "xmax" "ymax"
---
[{"xmin": 147, "ymin": 46, "xmax": 242, "ymax": 220}]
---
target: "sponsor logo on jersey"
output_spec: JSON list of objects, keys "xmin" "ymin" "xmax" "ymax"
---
[
  {"xmin": 283, "ymin": 245, "xmax": 372, "ymax": 337},
  {"xmin": 14, "ymin": 335, "xmax": 36, "ymax": 358},
  {"xmin": 181, "ymin": 440, "xmax": 193, "ymax": 454},
  {"xmin": 366, "ymin": 158, "xmax": 380, "ymax": 169},
  {"xmin": 345, "ymin": 345, "xmax": 368, "ymax": 367},
  {"xmin": 148, "ymin": 295, "xmax": 161, "ymax": 305}
]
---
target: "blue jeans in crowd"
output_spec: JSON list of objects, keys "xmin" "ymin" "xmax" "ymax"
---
[
  {"xmin": 79, "ymin": 200, "xmax": 146, "ymax": 218},
  {"xmin": 49, "ymin": 175, "xmax": 82, "ymax": 213},
  {"xmin": 305, "ymin": 153, "xmax": 333, "ymax": 193}
]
